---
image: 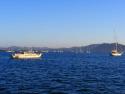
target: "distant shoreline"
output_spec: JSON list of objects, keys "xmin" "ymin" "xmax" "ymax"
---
[{"xmin": 0, "ymin": 43, "xmax": 124, "ymax": 54}]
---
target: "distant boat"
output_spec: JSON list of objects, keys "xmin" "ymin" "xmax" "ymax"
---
[
  {"xmin": 111, "ymin": 48, "xmax": 123, "ymax": 56},
  {"xmin": 111, "ymin": 30, "xmax": 123, "ymax": 56},
  {"xmin": 6, "ymin": 50, "xmax": 14, "ymax": 52},
  {"xmin": 86, "ymin": 46, "xmax": 91, "ymax": 54},
  {"xmin": 12, "ymin": 51, "xmax": 42, "ymax": 59}
]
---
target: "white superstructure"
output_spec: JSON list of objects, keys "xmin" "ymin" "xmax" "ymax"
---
[{"xmin": 12, "ymin": 51, "xmax": 42, "ymax": 59}]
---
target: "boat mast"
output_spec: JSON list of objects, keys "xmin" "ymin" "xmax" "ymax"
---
[
  {"xmin": 114, "ymin": 29, "xmax": 118, "ymax": 51},
  {"xmin": 116, "ymin": 41, "xmax": 118, "ymax": 51}
]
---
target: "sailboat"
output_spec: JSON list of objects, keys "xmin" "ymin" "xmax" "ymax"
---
[
  {"xmin": 111, "ymin": 43, "xmax": 123, "ymax": 56},
  {"xmin": 111, "ymin": 30, "xmax": 123, "ymax": 56}
]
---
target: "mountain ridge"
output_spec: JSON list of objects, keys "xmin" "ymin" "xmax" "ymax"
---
[{"xmin": 1, "ymin": 43, "xmax": 125, "ymax": 53}]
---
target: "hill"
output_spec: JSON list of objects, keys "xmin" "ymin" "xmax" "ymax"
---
[{"xmin": 2, "ymin": 43, "xmax": 125, "ymax": 53}]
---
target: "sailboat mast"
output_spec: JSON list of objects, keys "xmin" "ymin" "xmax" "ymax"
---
[
  {"xmin": 116, "ymin": 42, "xmax": 118, "ymax": 51},
  {"xmin": 114, "ymin": 29, "xmax": 118, "ymax": 51},
  {"xmin": 111, "ymin": 28, "xmax": 122, "ymax": 56}
]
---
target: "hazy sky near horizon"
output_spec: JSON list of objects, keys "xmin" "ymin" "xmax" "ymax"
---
[{"xmin": 0, "ymin": 0, "xmax": 125, "ymax": 47}]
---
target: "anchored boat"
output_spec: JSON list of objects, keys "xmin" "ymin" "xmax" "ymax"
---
[
  {"xmin": 12, "ymin": 51, "xmax": 42, "ymax": 59},
  {"xmin": 111, "ymin": 49, "xmax": 122, "ymax": 56},
  {"xmin": 111, "ymin": 30, "xmax": 123, "ymax": 56}
]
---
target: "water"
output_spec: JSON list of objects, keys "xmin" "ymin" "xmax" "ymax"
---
[{"xmin": 0, "ymin": 52, "xmax": 125, "ymax": 94}]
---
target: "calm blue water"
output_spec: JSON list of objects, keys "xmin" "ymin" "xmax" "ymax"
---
[{"xmin": 0, "ymin": 52, "xmax": 125, "ymax": 94}]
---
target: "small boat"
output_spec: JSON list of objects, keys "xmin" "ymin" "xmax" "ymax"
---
[
  {"xmin": 111, "ymin": 30, "xmax": 123, "ymax": 56},
  {"xmin": 111, "ymin": 49, "xmax": 122, "ymax": 56},
  {"xmin": 12, "ymin": 51, "xmax": 42, "ymax": 59},
  {"xmin": 6, "ymin": 50, "xmax": 14, "ymax": 52}
]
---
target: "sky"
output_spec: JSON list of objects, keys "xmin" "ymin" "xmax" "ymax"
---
[{"xmin": 0, "ymin": 0, "xmax": 125, "ymax": 48}]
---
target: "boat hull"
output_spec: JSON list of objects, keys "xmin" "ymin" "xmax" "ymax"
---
[
  {"xmin": 12, "ymin": 53, "xmax": 42, "ymax": 59},
  {"xmin": 111, "ymin": 53, "xmax": 122, "ymax": 56}
]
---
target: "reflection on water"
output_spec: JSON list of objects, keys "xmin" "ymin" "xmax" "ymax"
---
[{"xmin": 0, "ymin": 52, "xmax": 125, "ymax": 94}]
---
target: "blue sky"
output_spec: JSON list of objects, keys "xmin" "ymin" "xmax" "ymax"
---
[{"xmin": 0, "ymin": 0, "xmax": 125, "ymax": 47}]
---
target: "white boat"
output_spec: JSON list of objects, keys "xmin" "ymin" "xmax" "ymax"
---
[
  {"xmin": 12, "ymin": 51, "xmax": 42, "ymax": 59},
  {"xmin": 7, "ymin": 50, "xmax": 14, "ymax": 52},
  {"xmin": 111, "ymin": 49, "xmax": 122, "ymax": 56},
  {"xmin": 111, "ymin": 30, "xmax": 123, "ymax": 56}
]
